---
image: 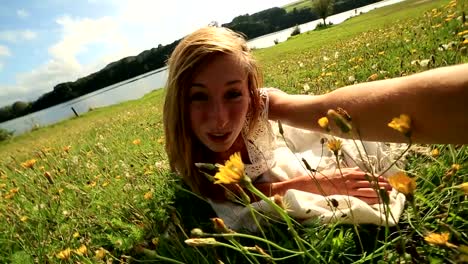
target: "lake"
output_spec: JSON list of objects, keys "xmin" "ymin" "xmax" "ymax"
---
[{"xmin": 0, "ymin": 0, "xmax": 404, "ymax": 136}]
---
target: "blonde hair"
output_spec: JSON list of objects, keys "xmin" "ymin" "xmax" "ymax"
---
[{"xmin": 163, "ymin": 26, "xmax": 263, "ymax": 198}]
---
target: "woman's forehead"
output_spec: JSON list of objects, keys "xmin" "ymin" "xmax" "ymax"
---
[{"xmin": 192, "ymin": 54, "xmax": 247, "ymax": 83}]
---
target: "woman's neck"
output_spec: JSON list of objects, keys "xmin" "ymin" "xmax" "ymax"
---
[{"xmin": 214, "ymin": 135, "xmax": 250, "ymax": 164}]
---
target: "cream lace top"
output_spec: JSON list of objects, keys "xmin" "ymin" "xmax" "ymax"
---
[{"xmin": 241, "ymin": 88, "xmax": 277, "ymax": 181}]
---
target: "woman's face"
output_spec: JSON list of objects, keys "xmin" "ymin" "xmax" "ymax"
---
[{"xmin": 189, "ymin": 54, "xmax": 250, "ymax": 153}]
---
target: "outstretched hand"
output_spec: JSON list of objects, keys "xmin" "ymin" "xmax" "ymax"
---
[{"xmin": 311, "ymin": 167, "xmax": 392, "ymax": 205}]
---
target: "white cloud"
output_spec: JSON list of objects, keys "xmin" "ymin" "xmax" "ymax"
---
[
  {"xmin": 0, "ymin": 45, "xmax": 11, "ymax": 57},
  {"xmin": 0, "ymin": 30, "xmax": 37, "ymax": 42},
  {"xmin": 17, "ymin": 9, "xmax": 30, "ymax": 18},
  {"xmin": 0, "ymin": 15, "xmax": 137, "ymax": 106}
]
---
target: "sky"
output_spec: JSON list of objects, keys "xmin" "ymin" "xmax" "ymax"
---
[{"xmin": 0, "ymin": 0, "xmax": 298, "ymax": 107}]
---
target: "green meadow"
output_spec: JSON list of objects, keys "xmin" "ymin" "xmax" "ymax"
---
[{"xmin": 1, "ymin": 0, "xmax": 467, "ymax": 262}]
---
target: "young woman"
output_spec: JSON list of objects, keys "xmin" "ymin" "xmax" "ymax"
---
[{"xmin": 163, "ymin": 26, "xmax": 468, "ymax": 229}]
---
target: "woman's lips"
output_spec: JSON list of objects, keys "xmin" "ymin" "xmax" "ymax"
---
[{"xmin": 207, "ymin": 132, "xmax": 231, "ymax": 143}]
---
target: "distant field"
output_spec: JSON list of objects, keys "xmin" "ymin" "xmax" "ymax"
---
[{"xmin": 283, "ymin": 0, "xmax": 312, "ymax": 12}]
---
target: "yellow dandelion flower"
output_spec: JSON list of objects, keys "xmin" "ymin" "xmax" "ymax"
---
[
  {"xmin": 458, "ymin": 182, "xmax": 468, "ymax": 195},
  {"xmin": 95, "ymin": 248, "xmax": 106, "ymax": 259},
  {"xmin": 368, "ymin": 73, "xmax": 379, "ymax": 81},
  {"xmin": 101, "ymin": 181, "xmax": 109, "ymax": 187},
  {"xmin": 388, "ymin": 114, "xmax": 411, "ymax": 137},
  {"xmin": 424, "ymin": 232, "xmax": 456, "ymax": 247},
  {"xmin": 73, "ymin": 232, "xmax": 80, "ymax": 238},
  {"xmin": 211, "ymin": 217, "xmax": 233, "ymax": 233},
  {"xmin": 144, "ymin": 191, "xmax": 153, "ymax": 200},
  {"xmin": 452, "ymin": 164, "xmax": 461, "ymax": 172},
  {"xmin": 388, "ymin": 171, "xmax": 416, "ymax": 195},
  {"xmin": 327, "ymin": 139, "xmax": 343, "ymax": 155},
  {"xmin": 87, "ymin": 181, "xmax": 97, "ymax": 187},
  {"xmin": 63, "ymin": 145, "xmax": 71, "ymax": 153},
  {"xmin": 214, "ymin": 152, "xmax": 245, "ymax": 184},
  {"xmin": 21, "ymin": 159, "xmax": 37, "ymax": 169},
  {"xmin": 378, "ymin": 51, "xmax": 385, "ymax": 55},
  {"xmin": 132, "ymin": 139, "xmax": 141, "ymax": 145},
  {"xmin": 431, "ymin": 148, "xmax": 440, "ymax": 157},
  {"xmin": 317, "ymin": 117, "xmax": 330, "ymax": 130},
  {"xmin": 75, "ymin": 244, "xmax": 87, "ymax": 256},
  {"xmin": 56, "ymin": 248, "xmax": 72, "ymax": 260},
  {"xmin": 462, "ymin": 39, "xmax": 468, "ymax": 45},
  {"xmin": 327, "ymin": 109, "xmax": 352, "ymax": 133},
  {"xmin": 20, "ymin": 216, "xmax": 28, "ymax": 222}
]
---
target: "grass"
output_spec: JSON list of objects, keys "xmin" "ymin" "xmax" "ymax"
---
[{"xmin": 1, "ymin": 0, "xmax": 467, "ymax": 262}]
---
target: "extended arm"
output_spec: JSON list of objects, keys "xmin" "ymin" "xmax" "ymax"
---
[{"xmin": 268, "ymin": 63, "xmax": 468, "ymax": 144}]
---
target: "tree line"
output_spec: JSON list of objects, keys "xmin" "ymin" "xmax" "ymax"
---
[{"xmin": 0, "ymin": 0, "xmax": 380, "ymax": 123}]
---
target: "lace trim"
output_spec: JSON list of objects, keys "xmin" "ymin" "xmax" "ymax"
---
[{"xmin": 242, "ymin": 88, "xmax": 277, "ymax": 180}]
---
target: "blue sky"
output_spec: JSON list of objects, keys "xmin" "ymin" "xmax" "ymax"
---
[{"xmin": 0, "ymin": 0, "xmax": 297, "ymax": 107}]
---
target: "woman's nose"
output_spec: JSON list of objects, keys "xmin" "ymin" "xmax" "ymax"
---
[{"xmin": 210, "ymin": 101, "xmax": 229, "ymax": 129}]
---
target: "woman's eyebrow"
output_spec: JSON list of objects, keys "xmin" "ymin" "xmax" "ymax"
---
[
  {"xmin": 191, "ymin": 79, "xmax": 243, "ymax": 88},
  {"xmin": 226, "ymin": 80, "xmax": 242, "ymax": 86}
]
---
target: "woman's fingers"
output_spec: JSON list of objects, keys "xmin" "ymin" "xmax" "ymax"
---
[
  {"xmin": 349, "ymin": 187, "xmax": 391, "ymax": 198},
  {"xmin": 351, "ymin": 180, "xmax": 392, "ymax": 190}
]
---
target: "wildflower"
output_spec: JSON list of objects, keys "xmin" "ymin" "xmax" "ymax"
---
[
  {"xmin": 388, "ymin": 171, "xmax": 416, "ymax": 195},
  {"xmin": 431, "ymin": 148, "xmax": 440, "ymax": 157},
  {"xmin": 303, "ymin": 83, "xmax": 310, "ymax": 92},
  {"xmin": 75, "ymin": 245, "xmax": 88, "ymax": 256},
  {"xmin": 87, "ymin": 181, "xmax": 97, "ymax": 187},
  {"xmin": 157, "ymin": 137, "xmax": 165, "ymax": 144},
  {"xmin": 378, "ymin": 51, "xmax": 385, "ymax": 55},
  {"xmin": 213, "ymin": 152, "xmax": 246, "ymax": 184},
  {"xmin": 56, "ymin": 248, "xmax": 72, "ymax": 260},
  {"xmin": 21, "ymin": 159, "xmax": 37, "ymax": 169},
  {"xmin": 73, "ymin": 232, "xmax": 80, "ymax": 238},
  {"xmin": 463, "ymin": 39, "xmax": 468, "ymax": 45},
  {"xmin": 348, "ymin": 75, "xmax": 356, "ymax": 82},
  {"xmin": 444, "ymin": 164, "xmax": 461, "ymax": 180},
  {"xmin": 424, "ymin": 232, "xmax": 457, "ymax": 248},
  {"xmin": 63, "ymin": 145, "xmax": 71, "ymax": 153},
  {"xmin": 328, "ymin": 109, "xmax": 352, "ymax": 133},
  {"xmin": 274, "ymin": 194, "xmax": 291, "ymax": 211},
  {"xmin": 44, "ymin": 171, "xmax": 54, "ymax": 184},
  {"xmin": 190, "ymin": 228, "xmax": 205, "ymax": 237},
  {"xmin": 458, "ymin": 183, "xmax": 468, "ymax": 195},
  {"xmin": 132, "ymin": 139, "xmax": 141, "ymax": 145},
  {"xmin": 185, "ymin": 237, "xmax": 218, "ymax": 247},
  {"xmin": 388, "ymin": 114, "xmax": 411, "ymax": 137},
  {"xmin": 327, "ymin": 139, "xmax": 343, "ymax": 155},
  {"xmin": 452, "ymin": 164, "xmax": 461, "ymax": 172},
  {"xmin": 144, "ymin": 191, "xmax": 153, "ymax": 200},
  {"xmin": 95, "ymin": 247, "xmax": 106, "ymax": 259},
  {"xmin": 419, "ymin": 59, "xmax": 430, "ymax": 68},
  {"xmin": 317, "ymin": 117, "xmax": 330, "ymax": 131},
  {"xmin": 20, "ymin": 216, "xmax": 28, "ymax": 222},
  {"xmin": 368, "ymin": 73, "xmax": 378, "ymax": 81},
  {"xmin": 211, "ymin": 217, "xmax": 233, "ymax": 233}
]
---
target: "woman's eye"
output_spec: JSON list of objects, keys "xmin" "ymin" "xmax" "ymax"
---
[
  {"xmin": 225, "ymin": 90, "xmax": 242, "ymax": 100},
  {"xmin": 190, "ymin": 92, "xmax": 208, "ymax": 102}
]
